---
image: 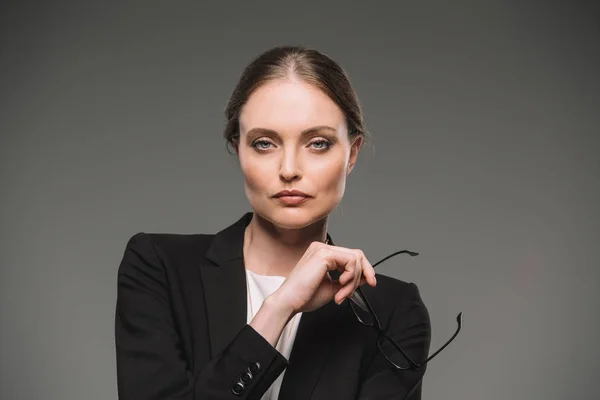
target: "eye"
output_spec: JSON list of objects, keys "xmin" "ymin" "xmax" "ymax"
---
[
  {"xmin": 251, "ymin": 139, "xmax": 275, "ymax": 151},
  {"xmin": 308, "ymin": 139, "xmax": 332, "ymax": 151}
]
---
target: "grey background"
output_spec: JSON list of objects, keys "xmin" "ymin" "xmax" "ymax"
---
[{"xmin": 1, "ymin": 1, "xmax": 599, "ymax": 399}]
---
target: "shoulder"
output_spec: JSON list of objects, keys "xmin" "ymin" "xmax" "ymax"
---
[
  {"xmin": 117, "ymin": 231, "xmax": 217, "ymax": 275},
  {"xmin": 362, "ymin": 273, "xmax": 418, "ymax": 303},
  {"xmin": 359, "ymin": 274, "xmax": 430, "ymax": 328},
  {"xmin": 123, "ymin": 231, "xmax": 214, "ymax": 253}
]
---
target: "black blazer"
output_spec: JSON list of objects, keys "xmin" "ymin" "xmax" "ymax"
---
[{"xmin": 115, "ymin": 212, "xmax": 431, "ymax": 400}]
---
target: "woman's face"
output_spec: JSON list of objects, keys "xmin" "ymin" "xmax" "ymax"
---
[{"xmin": 235, "ymin": 78, "xmax": 361, "ymax": 230}]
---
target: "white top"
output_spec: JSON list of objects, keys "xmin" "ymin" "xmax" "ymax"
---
[{"xmin": 245, "ymin": 269, "xmax": 302, "ymax": 400}]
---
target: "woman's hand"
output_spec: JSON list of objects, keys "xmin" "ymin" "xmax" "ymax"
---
[
  {"xmin": 249, "ymin": 241, "xmax": 376, "ymax": 347},
  {"xmin": 272, "ymin": 241, "xmax": 377, "ymax": 314}
]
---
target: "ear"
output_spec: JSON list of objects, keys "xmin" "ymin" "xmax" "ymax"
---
[
  {"xmin": 347, "ymin": 136, "xmax": 363, "ymax": 175},
  {"xmin": 232, "ymin": 139, "xmax": 239, "ymax": 155}
]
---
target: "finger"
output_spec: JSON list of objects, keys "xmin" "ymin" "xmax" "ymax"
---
[
  {"xmin": 349, "ymin": 253, "xmax": 364, "ymax": 290},
  {"xmin": 347, "ymin": 252, "xmax": 364, "ymax": 293},
  {"xmin": 358, "ymin": 253, "xmax": 377, "ymax": 287},
  {"xmin": 319, "ymin": 246, "xmax": 375, "ymax": 288},
  {"xmin": 350, "ymin": 264, "xmax": 361, "ymax": 295},
  {"xmin": 340, "ymin": 252, "xmax": 360, "ymax": 286},
  {"xmin": 331, "ymin": 247, "xmax": 376, "ymax": 288},
  {"xmin": 337, "ymin": 278, "xmax": 367, "ymax": 304},
  {"xmin": 319, "ymin": 246, "xmax": 359, "ymax": 281},
  {"xmin": 338, "ymin": 267, "xmax": 355, "ymax": 285},
  {"xmin": 318, "ymin": 246, "xmax": 357, "ymax": 273},
  {"xmin": 335, "ymin": 281, "xmax": 356, "ymax": 304},
  {"xmin": 336, "ymin": 269, "xmax": 362, "ymax": 304}
]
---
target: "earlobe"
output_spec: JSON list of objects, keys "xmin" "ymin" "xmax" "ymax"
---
[
  {"xmin": 347, "ymin": 136, "xmax": 362, "ymax": 175},
  {"xmin": 347, "ymin": 157, "xmax": 357, "ymax": 176}
]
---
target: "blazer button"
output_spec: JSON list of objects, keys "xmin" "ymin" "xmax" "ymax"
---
[
  {"xmin": 248, "ymin": 361, "xmax": 261, "ymax": 375},
  {"xmin": 231, "ymin": 381, "xmax": 245, "ymax": 396},
  {"xmin": 241, "ymin": 371, "xmax": 253, "ymax": 384}
]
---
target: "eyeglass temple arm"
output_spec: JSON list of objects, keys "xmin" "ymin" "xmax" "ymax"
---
[
  {"xmin": 372, "ymin": 250, "xmax": 419, "ymax": 268},
  {"xmin": 330, "ymin": 250, "xmax": 418, "ymax": 282},
  {"xmin": 422, "ymin": 312, "xmax": 463, "ymax": 364}
]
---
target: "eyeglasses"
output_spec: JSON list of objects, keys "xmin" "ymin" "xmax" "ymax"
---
[{"xmin": 348, "ymin": 250, "xmax": 462, "ymax": 371}]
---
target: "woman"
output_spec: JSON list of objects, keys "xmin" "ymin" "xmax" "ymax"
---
[{"xmin": 115, "ymin": 45, "xmax": 432, "ymax": 400}]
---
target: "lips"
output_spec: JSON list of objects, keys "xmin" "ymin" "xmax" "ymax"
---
[
  {"xmin": 273, "ymin": 190, "xmax": 312, "ymax": 205},
  {"xmin": 273, "ymin": 190, "xmax": 311, "ymax": 198}
]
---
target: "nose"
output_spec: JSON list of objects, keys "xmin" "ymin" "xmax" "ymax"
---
[{"xmin": 279, "ymin": 147, "xmax": 302, "ymax": 182}]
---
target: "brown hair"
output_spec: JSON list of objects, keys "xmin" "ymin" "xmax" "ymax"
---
[{"xmin": 223, "ymin": 45, "xmax": 369, "ymax": 153}]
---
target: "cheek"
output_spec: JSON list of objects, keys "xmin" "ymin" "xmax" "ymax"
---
[
  {"xmin": 311, "ymin": 154, "xmax": 349, "ymax": 192},
  {"xmin": 239, "ymin": 154, "xmax": 272, "ymax": 191}
]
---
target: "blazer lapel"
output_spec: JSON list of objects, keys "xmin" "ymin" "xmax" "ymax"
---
[{"xmin": 200, "ymin": 212, "xmax": 253, "ymax": 358}]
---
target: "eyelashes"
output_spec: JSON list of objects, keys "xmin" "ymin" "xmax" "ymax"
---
[
  {"xmin": 252, "ymin": 140, "xmax": 273, "ymax": 151},
  {"xmin": 309, "ymin": 139, "xmax": 331, "ymax": 150},
  {"xmin": 250, "ymin": 138, "xmax": 332, "ymax": 152}
]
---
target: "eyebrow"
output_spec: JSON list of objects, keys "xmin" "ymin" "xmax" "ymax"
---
[{"xmin": 245, "ymin": 125, "xmax": 337, "ymax": 138}]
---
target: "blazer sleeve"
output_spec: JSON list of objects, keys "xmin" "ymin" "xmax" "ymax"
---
[
  {"xmin": 115, "ymin": 233, "xmax": 288, "ymax": 400},
  {"xmin": 357, "ymin": 283, "xmax": 432, "ymax": 400}
]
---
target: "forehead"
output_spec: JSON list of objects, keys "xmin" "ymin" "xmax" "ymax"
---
[{"xmin": 239, "ymin": 79, "xmax": 346, "ymax": 135}]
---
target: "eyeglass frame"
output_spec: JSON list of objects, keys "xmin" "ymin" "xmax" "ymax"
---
[{"xmin": 347, "ymin": 250, "xmax": 463, "ymax": 371}]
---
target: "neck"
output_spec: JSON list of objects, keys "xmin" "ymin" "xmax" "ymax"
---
[{"xmin": 243, "ymin": 212, "xmax": 328, "ymax": 277}]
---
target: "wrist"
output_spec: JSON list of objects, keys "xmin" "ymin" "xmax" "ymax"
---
[
  {"xmin": 248, "ymin": 291, "xmax": 296, "ymax": 348},
  {"xmin": 264, "ymin": 291, "xmax": 296, "ymax": 322}
]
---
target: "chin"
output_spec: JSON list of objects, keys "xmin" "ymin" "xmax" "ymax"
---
[{"xmin": 256, "ymin": 205, "xmax": 329, "ymax": 230}]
